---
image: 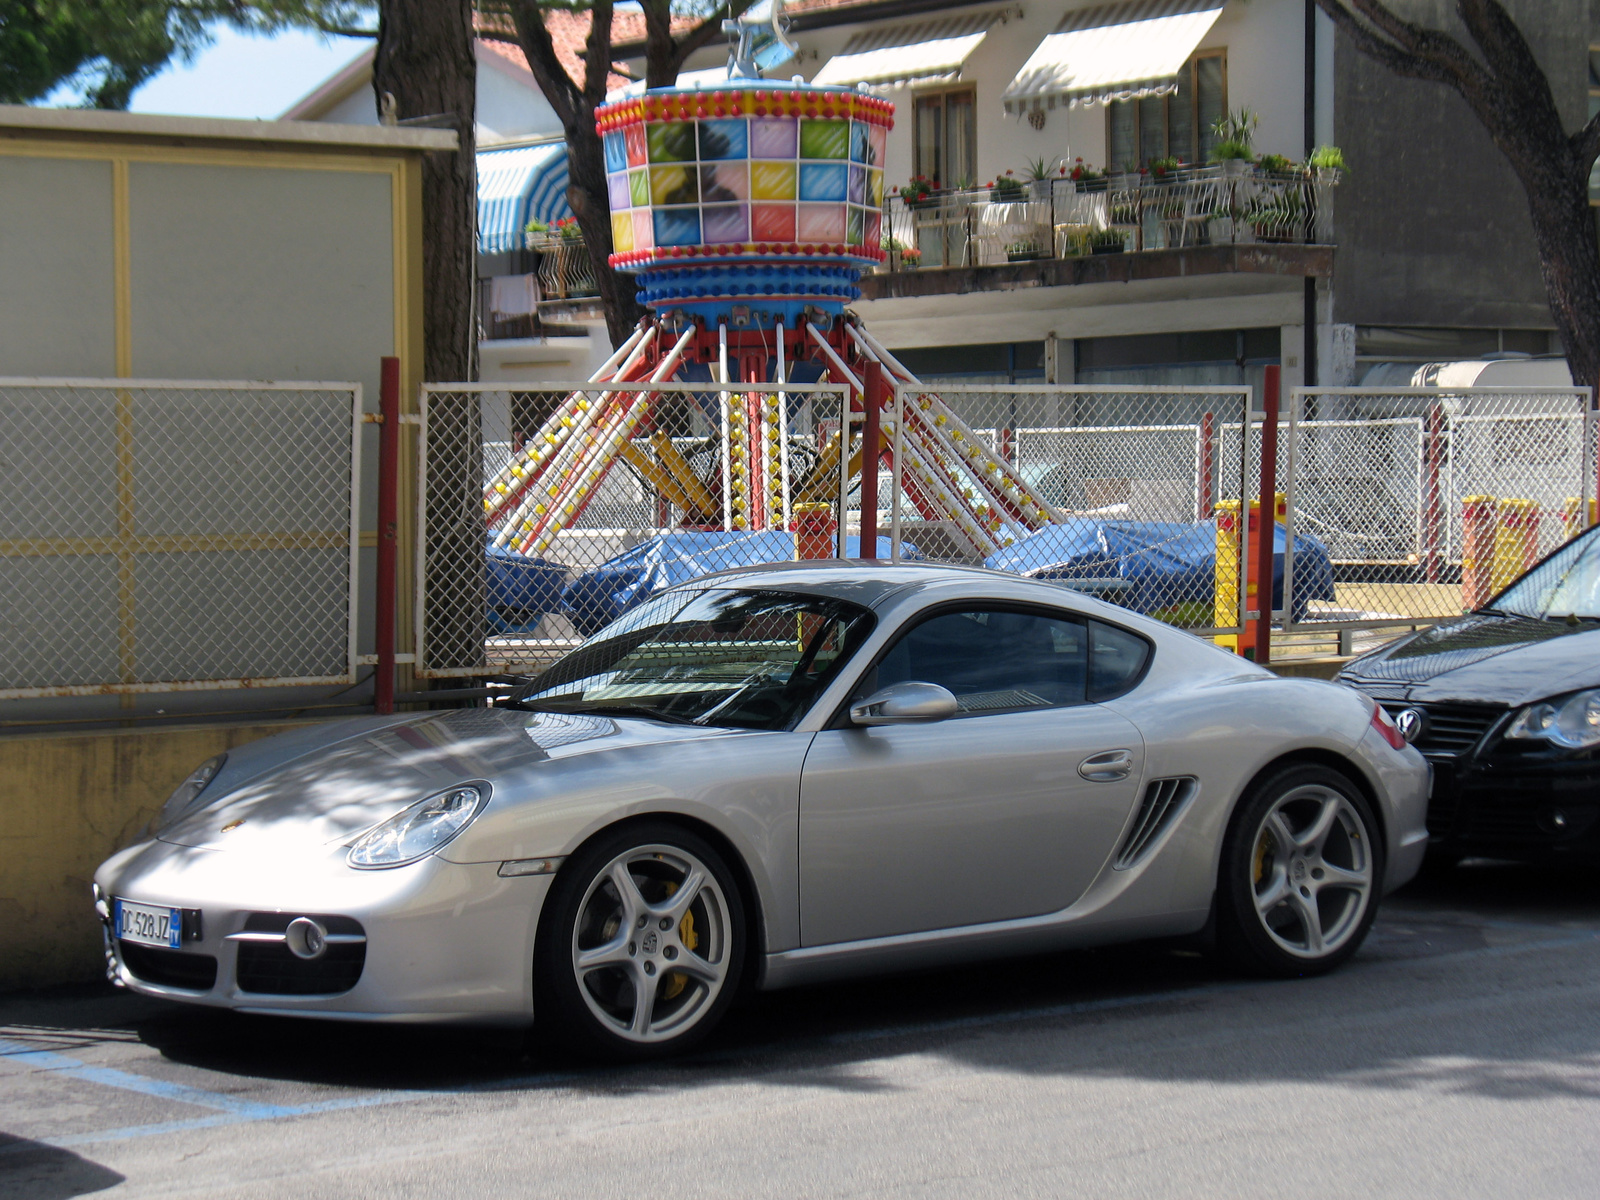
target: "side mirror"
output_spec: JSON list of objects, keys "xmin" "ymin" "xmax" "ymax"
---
[{"xmin": 849, "ymin": 681, "xmax": 959, "ymax": 726}]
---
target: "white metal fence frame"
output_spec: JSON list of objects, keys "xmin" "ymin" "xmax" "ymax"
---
[
  {"xmin": 415, "ymin": 379, "xmax": 852, "ymax": 679},
  {"xmin": 0, "ymin": 377, "xmax": 362, "ymax": 699},
  {"xmin": 885, "ymin": 382, "xmax": 1257, "ymax": 637},
  {"xmin": 1282, "ymin": 386, "xmax": 1596, "ymax": 637}
]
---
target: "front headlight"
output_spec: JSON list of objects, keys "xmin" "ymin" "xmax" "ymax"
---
[
  {"xmin": 1505, "ymin": 688, "xmax": 1600, "ymax": 749},
  {"xmin": 155, "ymin": 754, "xmax": 226, "ymax": 832},
  {"xmin": 347, "ymin": 784, "xmax": 486, "ymax": 868}
]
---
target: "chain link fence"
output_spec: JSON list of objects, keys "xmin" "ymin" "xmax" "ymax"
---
[
  {"xmin": 885, "ymin": 384, "xmax": 1255, "ymax": 636},
  {"xmin": 417, "ymin": 380, "xmax": 849, "ymax": 678},
  {"xmin": 0, "ymin": 379, "xmax": 360, "ymax": 698},
  {"xmin": 1283, "ymin": 387, "xmax": 1596, "ymax": 652}
]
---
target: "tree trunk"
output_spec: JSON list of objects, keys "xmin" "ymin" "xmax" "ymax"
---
[
  {"xmin": 374, "ymin": 0, "xmax": 485, "ymax": 677},
  {"xmin": 564, "ymin": 118, "xmax": 647, "ymax": 346},
  {"xmin": 374, "ymin": 0, "xmax": 478, "ymax": 383},
  {"xmin": 1519, "ymin": 168, "xmax": 1600, "ymax": 398}
]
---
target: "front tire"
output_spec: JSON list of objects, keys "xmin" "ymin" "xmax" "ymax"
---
[
  {"xmin": 1216, "ymin": 764, "xmax": 1383, "ymax": 977},
  {"xmin": 534, "ymin": 822, "xmax": 746, "ymax": 1061}
]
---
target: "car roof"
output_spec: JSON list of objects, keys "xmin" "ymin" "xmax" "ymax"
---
[{"xmin": 683, "ymin": 558, "xmax": 1082, "ymax": 611}]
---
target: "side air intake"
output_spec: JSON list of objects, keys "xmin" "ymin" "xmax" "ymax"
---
[{"xmin": 1114, "ymin": 777, "xmax": 1197, "ymax": 869}]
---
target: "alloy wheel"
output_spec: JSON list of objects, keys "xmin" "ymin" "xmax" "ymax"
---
[
  {"xmin": 569, "ymin": 845, "xmax": 731, "ymax": 1044},
  {"xmin": 1249, "ymin": 784, "xmax": 1374, "ymax": 959}
]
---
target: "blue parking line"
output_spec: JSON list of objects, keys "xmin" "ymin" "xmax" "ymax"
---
[{"xmin": 0, "ymin": 1038, "xmax": 294, "ymax": 1118}]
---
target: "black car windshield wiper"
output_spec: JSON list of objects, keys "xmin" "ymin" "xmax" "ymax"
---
[{"xmin": 515, "ymin": 699, "xmax": 703, "ymax": 726}]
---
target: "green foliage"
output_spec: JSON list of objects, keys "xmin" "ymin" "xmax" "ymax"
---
[
  {"xmin": 1308, "ymin": 144, "xmax": 1348, "ymax": 173},
  {"xmin": 1256, "ymin": 152, "xmax": 1296, "ymax": 174},
  {"xmin": 1022, "ymin": 156, "xmax": 1055, "ymax": 183},
  {"xmin": 2, "ymin": 1, "xmax": 374, "ymax": 109},
  {"xmin": 1208, "ymin": 108, "xmax": 1259, "ymax": 162}
]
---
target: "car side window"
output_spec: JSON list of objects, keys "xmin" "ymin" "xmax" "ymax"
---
[
  {"xmin": 1088, "ymin": 620, "xmax": 1152, "ymax": 701},
  {"xmin": 873, "ymin": 608, "xmax": 1088, "ymax": 713}
]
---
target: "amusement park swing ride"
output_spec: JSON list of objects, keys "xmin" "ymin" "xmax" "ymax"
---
[{"xmin": 480, "ymin": 4, "xmax": 1066, "ymax": 587}]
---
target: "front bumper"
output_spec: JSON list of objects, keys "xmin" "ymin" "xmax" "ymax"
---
[
  {"xmin": 93, "ymin": 839, "xmax": 552, "ymax": 1024},
  {"xmin": 1427, "ymin": 747, "xmax": 1600, "ymax": 859}
]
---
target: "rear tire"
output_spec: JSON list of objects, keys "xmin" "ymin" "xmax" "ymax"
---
[
  {"xmin": 1216, "ymin": 764, "xmax": 1383, "ymax": 977},
  {"xmin": 534, "ymin": 821, "xmax": 746, "ymax": 1062}
]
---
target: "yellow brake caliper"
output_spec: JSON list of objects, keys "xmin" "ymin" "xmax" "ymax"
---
[
  {"xmin": 660, "ymin": 882, "xmax": 700, "ymax": 1000},
  {"xmin": 1254, "ymin": 829, "xmax": 1272, "ymax": 886}
]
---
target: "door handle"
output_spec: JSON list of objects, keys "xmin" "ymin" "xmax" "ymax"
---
[{"xmin": 1078, "ymin": 749, "xmax": 1134, "ymax": 782}]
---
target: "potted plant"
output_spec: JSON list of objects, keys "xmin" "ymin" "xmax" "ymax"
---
[
  {"xmin": 1005, "ymin": 238, "xmax": 1044, "ymax": 262},
  {"xmin": 899, "ymin": 175, "xmax": 936, "ymax": 209},
  {"xmin": 882, "ymin": 235, "xmax": 920, "ymax": 270},
  {"xmin": 1208, "ymin": 108, "xmax": 1259, "ymax": 177},
  {"xmin": 1023, "ymin": 156, "xmax": 1058, "ymax": 201},
  {"xmin": 554, "ymin": 216, "xmax": 582, "ymax": 241},
  {"xmin": 989, "ymin": 170, "xmax": 1027, "ymax": 203},
  {"xmin": 1148, "ymin": 155, "xmax": 1183, "ymax": 182},
  {"xmin": 1308, "ymin": 144, "xmax": 1347, "ymax": 184},
  {"xmin": 1066, "ymin": 157, "xmax": 1107, "ymax": 193},
  {"xmin": 1255, "ymin": 152, "xmax": 1295, "ymax": 176},
  {"xmin": 524, "ymin": 218, "xmax": 553, "ymax": 249},
  {"xmin": 1090, "ymin": 229, "xmax": 1127, "ymax": 255}
]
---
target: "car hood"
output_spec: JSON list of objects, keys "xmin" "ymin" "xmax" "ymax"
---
[
  {"xmin": 1340, "ymin": 612, "xmax": 1600, "ymax": 705},
  {"xmin": 157, "ymin": 707, "xmax": 727, "ymax": 856}
]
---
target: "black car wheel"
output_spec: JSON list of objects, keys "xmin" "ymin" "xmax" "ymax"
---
[
  {"xmin": 1217, "ymin": 764, "xmax": 1384, "ymax": 977},
  {"xmin": 534, "ymin": 821, "xmax": 746, "ymax": 1061}
]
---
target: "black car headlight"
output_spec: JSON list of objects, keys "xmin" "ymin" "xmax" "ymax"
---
[
  {"xmin": 347, "ymin": 784, "xmax": 487, "ymax": 869},
  {"xmin": 1504, "ymin": 688, "xmax": 1600, "ymax": 750},
  {"xmin": 155, "ymin": 754, "xmax": 227, "ymax": 832}
]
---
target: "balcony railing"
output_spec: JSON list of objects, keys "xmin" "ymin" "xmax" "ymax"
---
[{"xmin": 882, "ymin": 166, "xmax": 1339, "ymax": 271}]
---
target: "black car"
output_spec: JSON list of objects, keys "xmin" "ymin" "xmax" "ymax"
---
[{"xmin": 1339, "ymin": 526, "xmax": 1600, "ymax": 864}]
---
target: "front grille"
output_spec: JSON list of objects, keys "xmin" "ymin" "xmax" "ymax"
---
[
  {"xmin": 235, "ymin": 942, "xmax": 365, "ymax": 995},
  {"xmin": 1114, "ymin": 777, "xmax": 1196, "ymax": 869},
  {"xmin": 1379, "ymin": 701, "xmax": 1505, "ymax": 756},
  {"xmin": 118, "ymin": 942, "xmax": 218, "ymax": 990},
  {"xmin": 234, "ymin": 912, "xmax": 366, "ymax": 996}
]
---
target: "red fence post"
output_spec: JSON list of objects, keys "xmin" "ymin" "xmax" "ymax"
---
[
  {"xmin": 1422, "ymin": 403, "xmax": 1444, "ymax": 584},
  {"xmin": 1255, "ymin": 366, "xmax": 1280, "ymax": 663},
  {"xmin": 1198, "ymin": 411, "xmax": 1215, "ymax": 521},
  {"xmin": 374, "ymin": 356, "xmax": 400, "ymax": 715},
  {"xmin": 860, "ymin": 359, "xmax": 883, "ymax": 556}
]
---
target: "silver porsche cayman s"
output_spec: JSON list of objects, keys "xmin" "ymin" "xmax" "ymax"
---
[{"xmin": 95, "ymin": 562, "xmax": 1429, "ymax": 1059}]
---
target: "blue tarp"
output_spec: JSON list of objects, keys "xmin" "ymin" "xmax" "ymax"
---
[
  {"xmin": 485, "ymin": 534, "xmax": 568, "ymax": 634},
  {"xmin": 985, "ymin": 520, "xmax": 1335, "ymax": 621},
  {"xmin": 562, "ymin": 530, "xmax": 914, "ymax": 635}
]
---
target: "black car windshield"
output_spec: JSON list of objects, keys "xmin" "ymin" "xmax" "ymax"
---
[
  {"xmin": 1491, "ymin": 527, "xmax": 1600, "ymax": 619},
  {"xmin": 508, "ymin": 588, "xmax": 875, "ymax": 730}
]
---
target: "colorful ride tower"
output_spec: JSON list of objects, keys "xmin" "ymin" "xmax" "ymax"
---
[{"xmin": 483, "ymin": 57, "xmax": 1060, "ymax": 566}]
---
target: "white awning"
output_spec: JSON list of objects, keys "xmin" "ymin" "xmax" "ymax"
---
[
  {"xmin": 1001, "ymin": 0, "xmax": 1224, "ymax": 114},
  {"xmin": 813, "ymin": 11, "xmax": 1006, "ymax": 88}
]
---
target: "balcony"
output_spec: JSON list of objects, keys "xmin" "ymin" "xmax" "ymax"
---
[{"xmin": 863, "ymin": 166, "xmax": 1338, "ymax": 304}]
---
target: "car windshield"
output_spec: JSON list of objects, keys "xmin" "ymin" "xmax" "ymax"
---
[
  {"xmin": 1490, "ymin": 527, "xmax": 1600, "ymax": 620},
  {"xmin": 508, "ymin": 588, "xmax": 875, "ymax": 731}
]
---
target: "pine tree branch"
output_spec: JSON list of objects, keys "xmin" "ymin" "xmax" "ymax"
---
[
  {"xmin": 1313, "ymin": 1, "xmax": 1455, "ymax": 86},
  {"xmin": 1574, "ymin": 110, "xmax": 1600, "ymax": 175},
  {"xmin": 506, "ymin": 0, "xmax": 580, "ymax": 127}
]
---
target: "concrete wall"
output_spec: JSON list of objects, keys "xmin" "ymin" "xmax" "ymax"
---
[
  {"xmin": 1332, "ymin": 0, "xmax": 1587, "ymax": 332},
  {"xmin": 0, "ymin": 719, "xmax": 320, "ymax": 990}
]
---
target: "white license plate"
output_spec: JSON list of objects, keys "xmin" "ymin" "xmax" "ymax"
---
[{"xmin": 115, "ymin": 898, "xmax": 182, "ymax": 949}]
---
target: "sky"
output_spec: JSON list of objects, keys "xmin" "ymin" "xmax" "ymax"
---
[{"xmin": 49, "ymin": 25, "xmax": 372, "ymax": 120}]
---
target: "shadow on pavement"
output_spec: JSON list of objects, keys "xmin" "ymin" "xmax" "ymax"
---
[
  {"xmin": 0, "ymin": 1136, "xmax": 123, "ymax": 1199},
  {"xmin": 3, "ymin": 860, "xmax": 1597, "ymax": 1105}
]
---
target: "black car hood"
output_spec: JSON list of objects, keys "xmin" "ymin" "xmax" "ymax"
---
[{"xmin": 1341, "ymin": 613, "xmax": 1600, "ymax": 705}]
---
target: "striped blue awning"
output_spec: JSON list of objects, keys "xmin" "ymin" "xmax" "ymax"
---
[{"xmin": 478, "ymin": 142, "xmax": 572, "ymax": 255}]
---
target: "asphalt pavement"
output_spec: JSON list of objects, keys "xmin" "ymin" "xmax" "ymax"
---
[{"xmin": 3, "ymin": 861, "xmax": 1598, "ymax": 1199}]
